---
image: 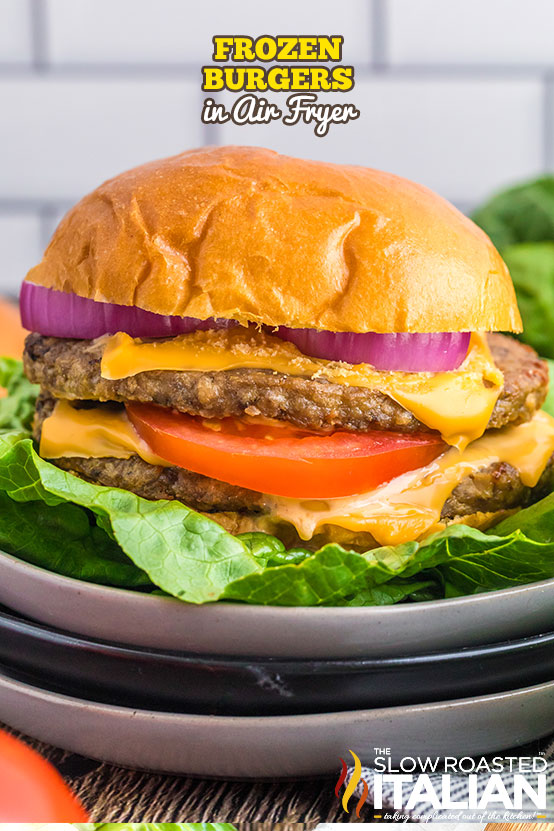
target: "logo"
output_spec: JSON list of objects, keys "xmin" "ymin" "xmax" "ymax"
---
[
  {"xmin": 334, "ymin": 747, "xmax": 549, "ymax": 819},
  {"xmin": 335, "ymin": 749, "xmax": 369, "ymax": 817}
]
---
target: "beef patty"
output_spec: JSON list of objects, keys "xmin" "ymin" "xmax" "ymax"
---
[
  {"xmin": 34, "ymin": 395, "xmax": 554, "ymax": 523},
  {"xmin": 24, "ymin": 332, "xmax": 548, "ymax": 434}
]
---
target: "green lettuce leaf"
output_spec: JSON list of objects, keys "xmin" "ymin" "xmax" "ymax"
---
[
  {"xmin": 501, "ymin": 242, "xmax": 554, "ymax": 358},
  {"xmin": 223, "ymin": 523, "xmax": 554, "ymax": 605},
  {"xmin": 543, "ymin": 360, "xmax": 554, "ymax": 418},
  {"xmin": 0, "ymin": 491, "xmax": 150, "ymax": 586},
  {"xmin": 471, "ymin": 176, "xmax": 554, "ymax": 357},
  {"xmin": 223, "ymin": 542, "xmax": 418, "ymax": 605},
  {"xmin": 0, "ymin": 431, "xmax": 261, "ymax": 603},
  {"xmin": 471, "ymin": 175, "xmax": 554, "ymax": 251},
  {"xmin": 489, "ymin": 489, "xmax": 554, "ymax": 542},
  {"xmin": 236, "ymin": 531, "xmax": 311, "ymax": 566},
  {"xmin": 420, "ymin": 523, "xmax": 554, "ymax": 597},
  {"xmin": 334, "ymin": 578, "xmax": 438, "ymax": 606},
  {"xmin": 0, "ymin": 357, "xmax": 39, "ymax": 433}
]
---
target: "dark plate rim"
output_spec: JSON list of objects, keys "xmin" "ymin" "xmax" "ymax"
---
[
  {"xmin": 1, "ymin": 659, "xmax": 553, "ymax": 720},
  {"xmin": 1, "ymin": 604, "xmax": 553, "ymax": 672},
  {"xmin": 0, "ymin": 665, "xmax": 554, "ymax": 720}
]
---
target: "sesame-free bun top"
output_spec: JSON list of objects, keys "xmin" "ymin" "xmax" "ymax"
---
[{"xmin": 25, "ymin": 146, "xmax": 522, "ymax": 333}]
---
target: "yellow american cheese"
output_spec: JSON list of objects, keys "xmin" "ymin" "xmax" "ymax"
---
[
  {"xmin": 267, "ymin": 411, "xmax": 554, "ymax": 545},
  {"xmin": 100, "ymin": 328, "xmax": 503, "ymax": 450},
  {"xmin": 40, "ymin": 399, "xmax": 171, "ymax": 467}
]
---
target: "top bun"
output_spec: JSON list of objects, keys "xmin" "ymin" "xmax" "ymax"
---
[{"xmin": 25, "ymin": 146, "xmax": 521, "ymax": 333}]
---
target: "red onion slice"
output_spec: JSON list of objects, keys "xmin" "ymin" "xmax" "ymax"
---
[
  {"xmin": 20, "ymin": 282, "xmax": 471, "ymax": 372},
  {"xmin": 20, "ymin": 282, "xmax": 236, "ymax": 339},
  {"xmin": 276, "ymin": 327, "xmax": 470, "ymax": 371}
]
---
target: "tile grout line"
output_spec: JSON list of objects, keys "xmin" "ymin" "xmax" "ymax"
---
[
  {"xmin": 201, "ymin": 88, "xmax": 222, "ymax": 146},
  {"xmin": 0, "ymin": 198, "xmax": 75, "ymax": 212},
  {"xmin": 201, "ymin": 118, "xmax": 220, "ymax": 146},
  {"xmin": 29, "ymin": 0, "xmax": 48, "ymax": 71},
  {"xmin": 38, "ymin": 203, "xmax": 62, "ymax": 250},
  {"xmin": 0, "ymin": 63, "xmax": 205, "ymax": 78},
  {"xmin": 371, "ymin": 0, "xmax": 388, "ymax": 71}
]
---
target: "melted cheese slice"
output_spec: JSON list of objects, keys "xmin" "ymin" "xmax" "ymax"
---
[
  {"xmin": 100, "ymin": 329, "xmax": 503, "ymax": 450},
  {"xmin": 41, "ymin": 398, "xmax": 554, "ymax": 549},
  {"xmin": 40, "ymin": 399, "xmax": 171, "ymax": 467},
  {"xmin": 267, "ymin": 410, "xmax": 554, "ymax": 546}
]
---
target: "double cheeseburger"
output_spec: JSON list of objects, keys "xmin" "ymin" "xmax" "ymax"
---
[{"xmin": 20, "ymin": 146, "xmax": 554, "ymax": 551}]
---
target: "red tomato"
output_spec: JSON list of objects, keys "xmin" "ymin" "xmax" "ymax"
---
[
  {"xmin": 0, "ymin": 730, "xmax": 88, "ymax": 820},
  {"xmin": 127, "ymin": 403, "xmax": 446, "ymax": 498}
]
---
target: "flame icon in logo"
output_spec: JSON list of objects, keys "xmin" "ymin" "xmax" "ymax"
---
[{"xmin": 334, "ymin": 749, "xmax": 369, "ymax": 816}]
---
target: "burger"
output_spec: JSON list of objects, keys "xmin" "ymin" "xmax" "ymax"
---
[{"xmin": 19, "ymin": 146, "xmax": 554, "ymax": 563}]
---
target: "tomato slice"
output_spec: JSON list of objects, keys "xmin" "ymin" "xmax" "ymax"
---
[
  {"xmin": 0, "ymin": 729, "xmax": 88, "ymax": 820},
  {"xmin": 127, "ymin": 403, "xmax": 446, "ymax": 499}
]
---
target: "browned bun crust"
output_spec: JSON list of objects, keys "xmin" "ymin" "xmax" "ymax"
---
[{"xmin": 25, "ymin": 146, "xmax": 521, "ymax": 333}]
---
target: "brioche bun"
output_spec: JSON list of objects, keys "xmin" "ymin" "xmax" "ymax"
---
[{"xmin": 25, "ymin": 146, "xmax": 521, "ymax": 334}]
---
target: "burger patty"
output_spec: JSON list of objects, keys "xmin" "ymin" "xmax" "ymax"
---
[
  {"xmin": 33, "ymin": 395, "xmax": 554, "ymax": 521},
  {"xmin": 24, "ymin": 332, "xmax": 548, "ymax": 434}
]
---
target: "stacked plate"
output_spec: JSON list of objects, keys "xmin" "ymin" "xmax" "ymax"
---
[{"xmin": 0, "ymin": 547, "xmax": 552, "ymax": 778}]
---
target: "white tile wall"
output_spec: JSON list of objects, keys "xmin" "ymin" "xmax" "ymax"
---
[
  {"xmin": 0, "ymin": 0, "xmax": 32, "ymax": 64},
  {"xmin": 389, "ymin": 0, "xmax": 554, "ymax": 66},
  {"xmin": 47, "ymin": 0, "xmax": 372, "ymax": 65},
  {"xmin": 0, "ymin": 79, "xmax": 202, "ymax": 200},
  {"xmin": 218, "ymin": 78, "xmax": 544, "ymax": 203},
  {"xmin": 0, "ymin": 0, "xmax": 554, "ymax": 294},
  {"xmin": 0, "ymin": 213, "xmax": 43, "ymax": 293}
]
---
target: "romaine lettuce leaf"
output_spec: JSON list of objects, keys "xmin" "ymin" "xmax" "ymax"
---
[
  {"xmin": 224, "ymin": 542, "xmax": 417, "ymax": 605},
  {"xmin": 0, "ymin": 490, "xmax": 150, "ymax": 586},
  {"xmin": 0, "ymin": 356, "xmax": 39, "ymax": 432},
  {"xmin": 471, "ymin": 175, "xmax": 554, "ymax": 251},
  {"xmin": 501, "ymin": 242, "xmax": 554, "ymax": 358},
  {"xmin": 471, "ymin": 176, "xmax": 554, "ymax": 358},
  {"xmin": 488, "ymin": 489, "xmax": 554, "ymax": 542},
  {"xmin": 340, "ymin": 578, "xmax": 439, "ymax": 606},
  {"xmin": 223, "ymin": 523, "xmax": 554, "ymax": 605},
  {"xmin": 0, "ymin": 431, "xmax": 261, "ymax": 603},
  {"xmin": 543, "ymin": 360, "xmax": 554, "ymax": 418},
  {"xmin": 420, "ymin": 522, "xmax": 554, "ymax": 596}
]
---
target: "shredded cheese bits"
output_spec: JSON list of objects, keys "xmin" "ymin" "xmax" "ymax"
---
[{"xmin": 100, "ymin": 328, "xmax": 503, "ymax": 449}]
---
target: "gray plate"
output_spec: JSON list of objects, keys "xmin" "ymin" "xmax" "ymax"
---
[
  {"xmin": 0, "ymin": 667, "xmax": 552, "ymax": 776},
  {"xmin": 1, "ymin": 549, "xmax": 554, "ymax": 658}
]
